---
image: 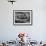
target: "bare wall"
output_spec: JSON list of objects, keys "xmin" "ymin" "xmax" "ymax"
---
[{"xmin": 0, "ymin": 0, "xmax": 46, "ymax": 41}]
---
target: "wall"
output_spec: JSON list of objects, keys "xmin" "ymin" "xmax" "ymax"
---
[{"xmin": 0, "ymin": 0, "xmax": 46, "ymax": 42}]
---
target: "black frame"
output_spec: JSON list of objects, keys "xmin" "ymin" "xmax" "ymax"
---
[{"xmin": 13, "ymin": 10, "xmax": 33, "ymax": 26}]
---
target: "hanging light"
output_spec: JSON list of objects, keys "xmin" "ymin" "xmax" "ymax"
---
[{"xmin": 8, "ymin": 0, "xmax": 16, "ymax": 4}]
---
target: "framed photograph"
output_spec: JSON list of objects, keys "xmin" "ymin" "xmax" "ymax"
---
[{"xmin": 13, "ymin": 10, "xmax": 33, "ymax": 25}]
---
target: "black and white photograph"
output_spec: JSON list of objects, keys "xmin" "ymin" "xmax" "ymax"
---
[{"xmin": 13, "ymin": 10, "xmax": 32, "ymax": 25}]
